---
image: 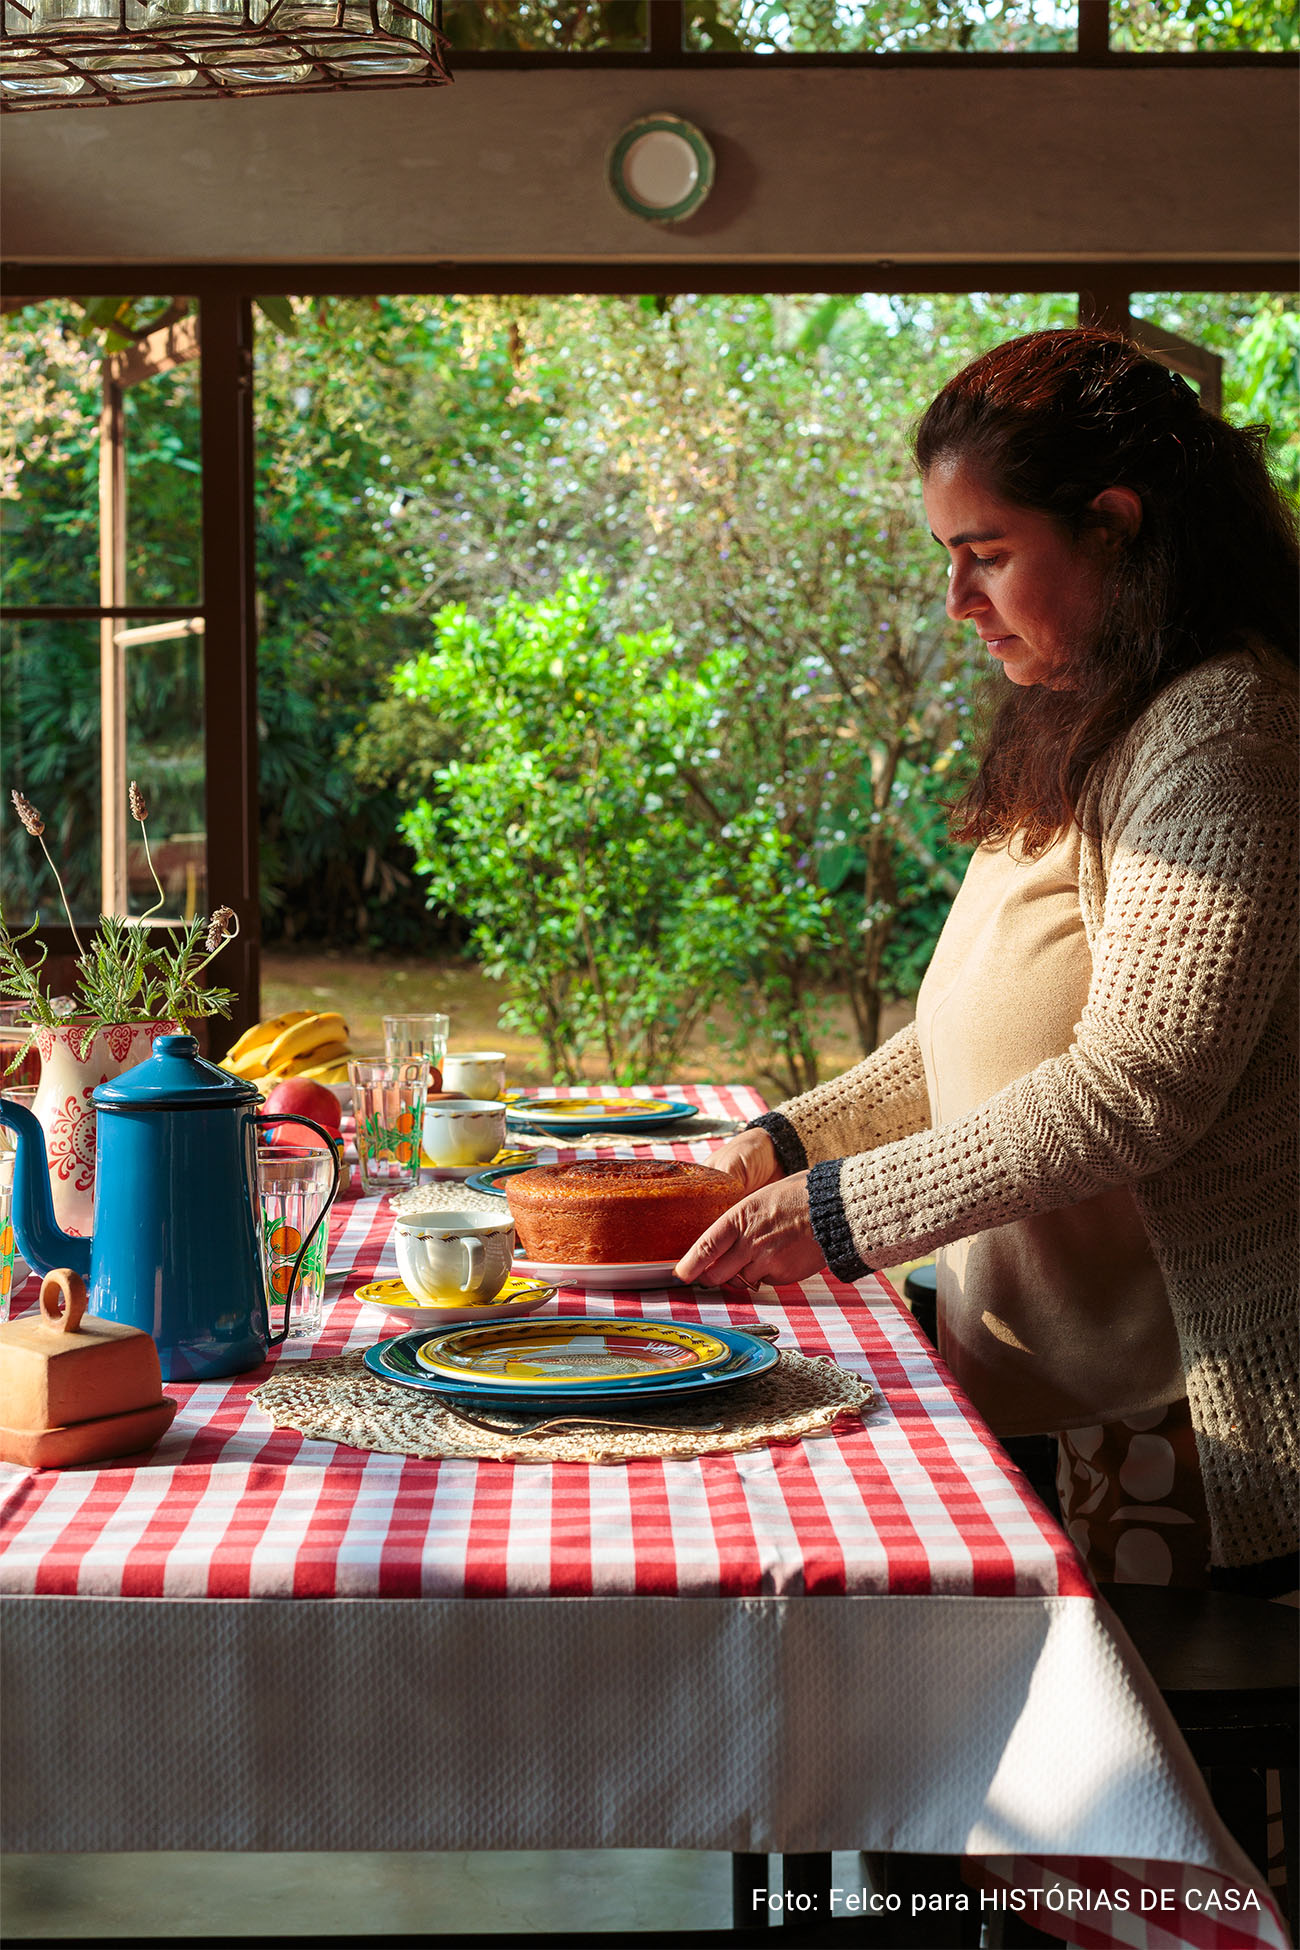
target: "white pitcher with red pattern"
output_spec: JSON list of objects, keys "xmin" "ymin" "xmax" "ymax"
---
[{"xmin": 30, "ymin": 1019, "xmax": 176, "ymax": 1236}]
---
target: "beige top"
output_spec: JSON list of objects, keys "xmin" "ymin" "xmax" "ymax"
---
[
  {"xmin": 771, "ymin": 651, "xmax": 1298, "ymax": 1570},
  {"xmin": 914, "ymin": 826, "xmax": 1182, "ymax": 1436}
]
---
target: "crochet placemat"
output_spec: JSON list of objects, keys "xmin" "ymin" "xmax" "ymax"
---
[
  {"xmin": 253, "ymin": 1348, "xmax": 876, "ymax": 1465},
  {"xmin": 388, "ymin": 1181, "xmax": 505, "ymax": 1219}
]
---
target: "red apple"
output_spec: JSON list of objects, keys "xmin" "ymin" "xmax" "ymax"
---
[{"xmin": 263, "ymin": 1076, "xmax": 343, "ymax": 1149}]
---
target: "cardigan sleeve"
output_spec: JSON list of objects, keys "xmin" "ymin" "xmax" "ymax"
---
[
  {"xmin": 748, "ymin": 1020, "xmax": 931, "ymax": 1175},
  {"xmin": 808, "ymin": 678, "xmax": 1299, "ymax": 1279}
]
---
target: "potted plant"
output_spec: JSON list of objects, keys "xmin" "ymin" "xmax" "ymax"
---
[{"xmin": 2, "ymin": 784, "xmax": 239, "ymax": 1236}]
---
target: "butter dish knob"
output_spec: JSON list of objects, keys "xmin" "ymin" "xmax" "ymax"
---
[{"xmin": 39, "ymin": 1269, "xmax": 89, "ymax": 1336}]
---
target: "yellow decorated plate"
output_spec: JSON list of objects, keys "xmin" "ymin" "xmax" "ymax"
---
[
  {"xmin": 414, "ymin": 1316, "xmax": 731, "ymax": 1388},
  {"xmin": 354, "ymin": 1274, "xmax": 555, "ymax": 1330},
  {"xmin": 505, "ymin": 1097, "xmax": 698, "ymax": 1135}
]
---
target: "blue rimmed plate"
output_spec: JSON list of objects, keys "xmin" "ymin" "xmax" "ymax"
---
[
  {"xmin": 363, "ymin": 1320, "xmax": 777, "ymax": 1411},
  {"xmin": 505, "ymin": 1097, "xmax": 699, "ymax": 1136},
  {"xmin": 465, "ymin": 1162, "xmax": 537, "ymax": 1198}
]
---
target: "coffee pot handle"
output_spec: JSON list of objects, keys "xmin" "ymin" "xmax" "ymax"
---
[{"xmin": 250, "ymin": 1115, "xmax": 342, "ymax": 1346}]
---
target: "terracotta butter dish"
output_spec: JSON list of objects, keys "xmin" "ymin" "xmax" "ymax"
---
[{"xmin": 0, "ymin": 1269, "xmax": 177, "ymax": 1469}]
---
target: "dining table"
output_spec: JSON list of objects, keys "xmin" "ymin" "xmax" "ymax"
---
[{"xmin": 0, "ymin": 1081, "xmax": 1288, "ymax": 1950}]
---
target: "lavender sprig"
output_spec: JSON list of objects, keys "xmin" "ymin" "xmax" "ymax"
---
[
  {"xmin": 129, "ymin": 781, "xmax": 168, "ymax": 924},
  {"xmin": 10, "ymin": 791, "xmax": 85, "ymax": 956}
]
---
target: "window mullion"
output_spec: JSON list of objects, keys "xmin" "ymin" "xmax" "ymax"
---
[{"xmin": 1078, "ymin": 1, "xmax": 1110, "ymax": 57}]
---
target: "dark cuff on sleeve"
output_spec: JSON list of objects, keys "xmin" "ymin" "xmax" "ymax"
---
[
  {"xmin": 807, "ymin": 1158, "xmax": 870, "ymax": 1283},
  {"xmin": 747, "ymin": 1110, "xmax": 808, "ymax": 1177}
]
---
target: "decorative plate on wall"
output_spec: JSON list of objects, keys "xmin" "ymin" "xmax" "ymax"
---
[{"xmin": 608, "ymin": 114, "xmax": 715, "ymax": 225}]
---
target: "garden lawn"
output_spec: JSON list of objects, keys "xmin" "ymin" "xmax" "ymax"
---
[{"xmin": 260, "ymin": 949, "xmax": 913, "ymax": 1092}]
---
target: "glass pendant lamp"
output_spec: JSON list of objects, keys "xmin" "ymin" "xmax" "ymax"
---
[{"xmin": 0, "ymin": 0, "xmax": 446, "ymax": 106}]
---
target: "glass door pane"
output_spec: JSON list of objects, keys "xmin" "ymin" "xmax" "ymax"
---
[
  {"xmin": 0, "ymin": 617, "xmax": 102, "ymax": 926},
  {"xmin": 123, "ymin": 620, "xmax": 207, "ymax": 921},
  {"xmin": 0, "ymin": 301, "xmax": 100, "ymax": 607}
]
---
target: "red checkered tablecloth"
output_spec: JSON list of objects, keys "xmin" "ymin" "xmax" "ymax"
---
[{"xmin": 0, "ymin": 1084, "xmax": 1286, "ymax": 1950}]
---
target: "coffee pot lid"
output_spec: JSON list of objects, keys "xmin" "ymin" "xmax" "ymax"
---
[{"xmin": 94, "ymin": 1033, "xmax": 259, "ymax": 1110}]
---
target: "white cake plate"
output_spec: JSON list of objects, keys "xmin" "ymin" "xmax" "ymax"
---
[{"xmin": 512, "ymin": 1254, "xmax": 683, "ymax": 1290}]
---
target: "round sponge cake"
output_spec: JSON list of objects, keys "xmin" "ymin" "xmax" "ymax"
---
[{"xmin": 506, "ymin": 1158, "xmax": 740, "ymax": 1266}]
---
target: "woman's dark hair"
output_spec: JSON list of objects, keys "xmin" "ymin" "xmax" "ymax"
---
[{"xmin": 914, "ymin": 328, "xmax": 1299, "ymax": 851}]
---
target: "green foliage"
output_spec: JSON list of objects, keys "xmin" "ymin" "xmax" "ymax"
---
[
  {"xmin": 250, "ymin": 295, "xmax": 540, "ymax": 947},
  {"xmin": 687, "ymin": 1, "xmax": 1072, "ymax": 51},
  {"xmin": 1234, "ymin": 298, "xmax": 1300, "ymax": 498},
  {"xmin": 0, "ymin": 915, "xmax": 61, "ymax": 1028},
  {"xmin": 690, "ymin": 0, "xmax": 1297, "ymax": 49},
  {"xmin": 442, "ymin": 0, "xmax": 646, "ymax": 47},
  {"xmin": 395, "ymin": 573, "xmax": 841, "ymax": 1087},
  {"xmin": 1110, "ymin": 0, "xmax": 1297, "ymax": 48}
]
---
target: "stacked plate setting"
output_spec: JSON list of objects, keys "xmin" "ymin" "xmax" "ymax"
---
[
  {"xmin": 502, "ymin": 1096, "xmax": 699, "ymax": 1137},
  {"xmin": 363, "ymin": 1315, "xmax": 778, "ymax": 1413}
]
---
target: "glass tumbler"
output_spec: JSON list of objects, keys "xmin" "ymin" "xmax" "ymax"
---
[
  {"xmin": 256, "ymin": 1144, "xmax": 338, "ymax": 1339},
  {"xmin": 382, "ymin": 1013, "xmax": 449, "ymax": 1072},
  {"xmin": 349, "ymin": 1057, "xmax": 429, "ymax": 1195},
  {"xmin": 0, "ymin": 1152, "xmax": 14, "ymax": 1324}
]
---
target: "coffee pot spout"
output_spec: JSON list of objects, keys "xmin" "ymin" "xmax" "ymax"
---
[{"xmin": 0, "ymin": 1099, "xmax": 91, "ymax": 1281}]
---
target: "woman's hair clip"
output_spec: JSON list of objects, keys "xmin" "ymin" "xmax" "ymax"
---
[{"xmin": 1166, "ymin": 367, "xmax": 1199, "ymax": 409}]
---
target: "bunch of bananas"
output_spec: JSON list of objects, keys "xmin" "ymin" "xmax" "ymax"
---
[{"xmin": 221, "ymin": 1010, "xmax": 353, "ymax": 1086}]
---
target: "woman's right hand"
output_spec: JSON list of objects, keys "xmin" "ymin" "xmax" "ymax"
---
[{"xmin": 706, "ymin": 1126, "xmax": 783, "ymax": 1196}]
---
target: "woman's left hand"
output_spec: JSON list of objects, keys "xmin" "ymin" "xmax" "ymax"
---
[{"xmin": 674, "ymin": 1170, "xmax": 826, "ymax": 1289}]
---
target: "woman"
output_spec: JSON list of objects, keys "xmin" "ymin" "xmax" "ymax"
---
[{"xmin": 678, "ymin": 329, "xmax": 1298, "ymax": 1593}]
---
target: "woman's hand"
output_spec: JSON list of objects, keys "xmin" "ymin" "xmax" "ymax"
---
[
  {"xmin": 675, "ymin": 1171, "xmax": 826, "ymax": 1290},
  {"xmin": 704, "ymin": 1126, "xmax": 784, "ymax": 1197}
]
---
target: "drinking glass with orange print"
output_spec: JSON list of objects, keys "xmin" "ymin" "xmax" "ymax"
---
[
  {"xmin": 256, "ymin": 1144, "xmax": 337, "ymax": 1339},
  {"xmin": 0, "ymin": 1153, "xmax": 15, "ymax": 1323},
  {"xmin": 348, "ymin": 1057, "xmax": 430, "ymax": 1195}
]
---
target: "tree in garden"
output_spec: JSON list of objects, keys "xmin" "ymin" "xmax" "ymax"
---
[{"xmin": 394, "ymin": 572, "xmax": 839, "ymax": 1087}]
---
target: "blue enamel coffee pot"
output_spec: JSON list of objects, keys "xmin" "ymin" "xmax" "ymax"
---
[{"xmin": 0, "ymin": 1033, "xmax": 340, "ymax": 1381}]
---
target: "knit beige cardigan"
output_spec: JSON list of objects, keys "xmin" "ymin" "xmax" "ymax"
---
[{"xmin": 763, "ymin": 652, "xmax": 1298, "ymax": 1570}]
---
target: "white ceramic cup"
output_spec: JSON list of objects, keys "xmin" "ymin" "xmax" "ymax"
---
[
  {"xmin": 395, "ymin": 1208, "xmax": 517, "ymax": 1302},
  {"xmin": 422, "ymin": 1096, "xmax": 507, "ymax": 1168},
  {"xmin": 440, "ymin": 1051, "xmax": 508, "ymax": 1100}
]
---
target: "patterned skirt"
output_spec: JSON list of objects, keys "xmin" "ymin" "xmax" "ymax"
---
[{"xmin": 1056, "ymin": 1398, "xmax": 1211, "ymax": 1588}]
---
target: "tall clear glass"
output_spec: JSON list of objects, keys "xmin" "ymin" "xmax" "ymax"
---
[
  {"xmin": 381, "ymin": 1013, "xmax": 449, "ymax": 1070},
  {"xmin": 348, "ymin": 1057, "xmax": 428, "ymax": 1195}
]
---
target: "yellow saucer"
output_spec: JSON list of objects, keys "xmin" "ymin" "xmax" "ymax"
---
[{"xmin": 353, "ymin": 1274, "xmax": 556, "ymax": 1330}]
